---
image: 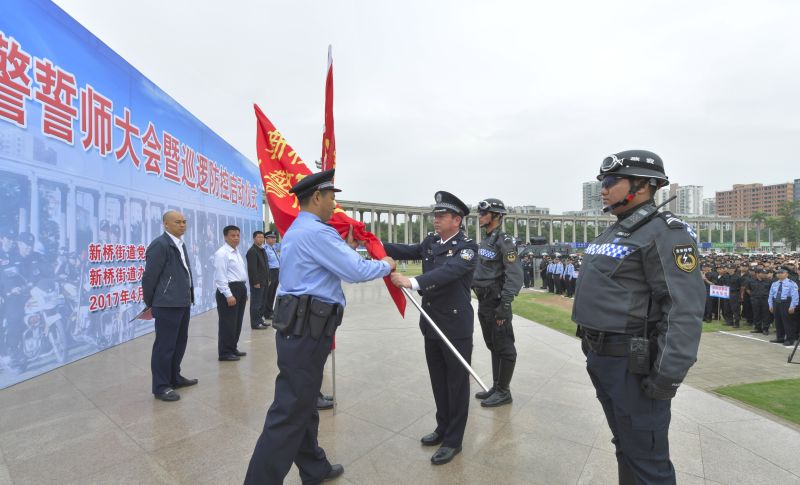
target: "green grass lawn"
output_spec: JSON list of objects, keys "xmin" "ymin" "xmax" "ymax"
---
[
  {"xmin": 512, "ymin": 292, "xmax": 579, "ymax": 338},
  {"xmin": 714, "ymin": 379, "xmax": 800, "ymax": 425},
  {"xmin": 397, "ymin": 261, "xmax": 423, "ymax": 277}
]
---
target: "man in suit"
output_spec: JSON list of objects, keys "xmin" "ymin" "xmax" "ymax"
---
[
  {"xmin": 246, "ymin": 231, "xmax": 270, "ymax": 330},
  {"xmin": 384, "ymin": 191, "xmax": 478, "ymax": 465},
  {"xmin": 142, "ymin": 210, "xmax": 197, "ymax": 402}
]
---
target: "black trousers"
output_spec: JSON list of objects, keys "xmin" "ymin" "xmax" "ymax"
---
[
  {"xmin": 723, "ymin": 294, "xmax": 741, "ymax": 325},
  {"xmin": 425, "ymin": 336, "xmax": 472, "ymax": 448},
  {"xmin": 263, "ymin": 268, "xmax": 279, "ymax": 318},
  {"xmin": 216, "ymin": 282, "xmax": 247, "ymax": 357},
  {"xmin": 703, "ymin": 294, "xmax": 715, "ymax": 321},
  {"xmin": 477, "ymin": 299, "xmax": 517, "ymax": 362},
  {"xmin": 742, "ymin": 296, "xmax": 753, "ymax": 323},
  {"xmin": 249, "ymin": 284, "xmax": 266, "ymax": 328},
  {"xmin": 150, "ymin": 305, "xmax": 191, "ymax": 394},
  {"xmin": 245, "ymin": 331, "xmax": 333, "ymax": 484},
  {"xmin": 547, "ymin": 274, "xmax": 555, "ymax": 292},
  {"xmin": 751, "ymin": 296, "xmax": 769, "ymax": 330},
  {"xmin": 540, "ymin": 270, "xmax": 547, "ymax": 288},
  {"xmin": 772, "ymin": 301, "xmax": 796, "ymax": 342},
  {"xmin": 566, "ymin": 278, "xmax": 576, "ymax": 297},
  {"xmin": 586, "ymin": 351, "xmax": 675, "ymax": 485},
  {"xmin": 523, "ymin": 269, "xmax": 532, "ymax": 288}
]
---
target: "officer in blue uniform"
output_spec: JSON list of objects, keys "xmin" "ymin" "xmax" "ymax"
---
[
  {"xmin": 768, "ymin": 266, "xmax": 799, "ymax": 346},
  {"xmin": 244, "ymin": 169, "xmax": 396, "ymax": 485},
  {"xmin": 384, "ymin": 191, "xmax": 478, "ymax": 466},
  {"xmin": 573, "ymin": 150, "xmax": 705, "ymax": 485}
]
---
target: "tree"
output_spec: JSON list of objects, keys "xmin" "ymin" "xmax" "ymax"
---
[
  {"xmin": 766, "ymin": 202, "xmax": 800, "ymax": 251},
  {"xmin": 750, "ymin": 210, "xmax": 768, "ymax": 245}
]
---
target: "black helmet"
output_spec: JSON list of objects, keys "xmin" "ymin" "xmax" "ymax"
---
[
  {"xmin": 596, "ymin": 149, "xmax": 669, "ymax": 187},
  {"xmin": 477, "ymin": 198, "xmax": 507, "ymax": 215}
]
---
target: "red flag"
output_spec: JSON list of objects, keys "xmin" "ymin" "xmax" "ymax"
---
[
  {"xmin": 320, "ymin": 45, "xmax": 336, "ymax": 171},
  {"xmin": 255, "ymin": 104, "xmax": 405, "ymax": 316}
]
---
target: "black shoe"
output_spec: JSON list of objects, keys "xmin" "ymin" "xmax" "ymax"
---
[
  {"xmin": 474, "ymin": 386, "xmax": 495, "ymax": 400},
  {"xmin": 218, "ymin": 354, "xmax": 240, "ymax": 361},
  {"xmin": 323, "ymin": 464, "xmax": 344, "ymax": 482},
  {"xmin": 321, "ymin": 394, "xmax": 333, "ymax": 401},
  {"xmin": 173, "ymin": 376, "xmax": 198, "ymax": 389},
  {"xmin": 234, "ymin": 350, "xmax": 247, "ymax": 357},
  {"xmin": 481, "ymin": 388, "xmax": 513, "ymax": 407},
  {"xmin": 251, "ymin": 323, "xmax": 269, "ymax": 330},
  {"xmin": 733, "ymin": 324, "xmax": 740, "ymax": 328},
  {"xmin": 763, "ymin": 330, "xmax": 770, "ymax": 335},
  {"xmin": 784, "ymin": 340, "xmax": 796, "ymax": 347},
  {"xmin": 420, "ymin": 432, "xmax": 443, "ymax": 446},
  {"xmin": 769, "ymin": 339, "xmax": 785, "ymax": 344},
  {"xmin": 317, "ymin": 396, "xmax": 334, "ymax": 410},
  {"xmin": 154, "ymin": 388, "xmax": 180, "ymax": 401},
  {"xmin": 431, "ymin": 446, "xmax": 461, "ymax": 465}
]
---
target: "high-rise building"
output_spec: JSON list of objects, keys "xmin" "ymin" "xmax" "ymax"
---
[
  {"xmin": 582, "ymin": 181, "xmax": 602, "ymax": 212},
  {"xmin": 676, "ymin": 185, "xmax": 703, "ymax": 216},
  {"xmin": 716, "ymin": 183, "xmax": 794, "ymax": 217},
  {"xmin": 702, "ymin": 198, "xmax": 716, "ymax": 216}
]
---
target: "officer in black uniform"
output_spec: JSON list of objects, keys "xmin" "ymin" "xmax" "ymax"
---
[
  {"xmin": 747, "ymin": 268, "xmax": 772, "ymax": 334},
  {"xmin": 724, "ymin": 266, "xmax": 743, "ymax": 328},
  {"xmin": 522, "ymin": 254, "xmax": 533, "ymax": 288},
  {"xmin": 573, "ymin": 150, "xmax": 705, "ymax": 485},
  {"xmin": 471, "ymin": 198, "xmax": 523, "ymax": 407},
  {"xmin": 384, "ymin": 191, "xmax": 478, "ymax": 466},
  {"xmin": 539, "ymin": 254, "xmax": 549, "ymax": 289}
]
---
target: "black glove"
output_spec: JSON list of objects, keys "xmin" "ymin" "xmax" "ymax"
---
[
  {"xmin": 494, "ymin": 301, "xmax": 512, "ymax": 322},
  {"xmin": 640, "ymin": 373, "xmax": 679, "ymax": 400}
]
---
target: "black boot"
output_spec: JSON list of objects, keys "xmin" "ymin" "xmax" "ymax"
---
[
  {"xmin": 481, "ymin": 360, "xmax": 514, "ymax": 407},
  {"xmin": 475, "ymin": 353, "xmax": 500, "ymax": 399}
]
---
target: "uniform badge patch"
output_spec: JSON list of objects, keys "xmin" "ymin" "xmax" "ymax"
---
[
  {"xmin": 672, "ymin": 244, "xmax": 698, "ymax": 273},
  {"xmin": 460, "ymin": 249, "xmax": 475, "ymax": 261},
  {"xmin": 506, "ymin": 251, "xmax": 517, "ymax": 263}
]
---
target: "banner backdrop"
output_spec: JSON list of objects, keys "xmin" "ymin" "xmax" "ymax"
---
[{"xmin": 0, "ymin": 0, "xmax": 262, "ymax": 389}]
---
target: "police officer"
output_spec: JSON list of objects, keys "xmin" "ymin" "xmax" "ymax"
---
[
  {"xmin": 563, "ymin": 256, "xmax": 576, "ymax": 298},
  {"xmin": 546, "ymin": 256, "xmax": 556, "ymax": 293},
  {"xmin": 724, "ymin": 265, "xmax": 743, "ymax": 328},
  {"xmin": 522, "ymin": 254, "xmax": 533, "ymax": 288},
  {"xmin": 573, "ymin": 150, "xmax": 705, "ymax": 485},
  {"xmin": 747, "ymin": 268, "xmax": 772, "ymax": 334},
  {"xmin": 384, "ymin": 191, "xmax": 478, "ymax": 465},
  {"xmin": 471, "ymin": 198, "xmax": 523, "ymax": 407},
  {"xmin": 539, "ymin": 254, "xmax": 549, "ymax": 289},
  {"xmin": 244, "ymin": 169, "xmax": 396, "ymax": 484},
  {"xmin": 768, "ymin": 266, "xmax": 799, "ymax": 347}
]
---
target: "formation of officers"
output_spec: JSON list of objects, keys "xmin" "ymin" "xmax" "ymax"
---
[
  {"xmin": 542, "ymin": 253, "xmax": 580, "ymax": 297},
  {"xmin": 700, "ymin": 256, "xmax": 800, "ymax": 347}
]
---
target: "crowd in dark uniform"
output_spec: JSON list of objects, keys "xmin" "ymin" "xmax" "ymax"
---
[{"xmin": 699, "ymin": 253, "xmax": 800, "ymax": 346}]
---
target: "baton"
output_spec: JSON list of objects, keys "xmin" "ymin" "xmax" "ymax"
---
[{"xmin": 400, "ymin": 287, "xmax": 489, "ymax": 392}]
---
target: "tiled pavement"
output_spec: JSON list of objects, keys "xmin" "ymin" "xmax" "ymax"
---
[{"xmin": 1, "ymin": 280, "xmax": 798, "ymax": 484}]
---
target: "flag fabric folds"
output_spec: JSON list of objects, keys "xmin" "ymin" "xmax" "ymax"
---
[
  {"xmin": 320, "ymin": 45, "xmax": 336, "ymax": 172},
  {"xmin": 254, "ymin": 104, "xmax": 406, "ymax": 316}
]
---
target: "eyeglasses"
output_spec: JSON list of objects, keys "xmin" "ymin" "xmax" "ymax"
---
[{"xmin": 600, "ymin": 175, "xmax": 625, "ymax": 189}]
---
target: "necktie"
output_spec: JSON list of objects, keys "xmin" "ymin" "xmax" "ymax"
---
[{"xmin": 778, "ymin": 281, "xmax": 783, "ymax": 300}]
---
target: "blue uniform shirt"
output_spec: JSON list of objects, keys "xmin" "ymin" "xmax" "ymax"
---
[
  {"xmin": 276, "ymin": 211, "xmax": 391, "ymax": 307},
  {"xmin": 554, "ymin": 262, "xmax": 564, "ymax": 276},
  {"xmin": 564, "ymin": 263, "xmax": 574, "ymax": 279},
  {"xmin": 547, "ymin": 262, "xmax": 554, "ymax": 274},
  {"xmin": 263, "ymin": 243, "xmax": 280, "ymax": 269},
  {"xmin": 768, "ymin": 278, "xmax": 799, "ymax": 310}
]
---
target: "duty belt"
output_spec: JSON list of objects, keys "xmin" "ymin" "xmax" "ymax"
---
[{"xmin": 581, "ymin": 330, "xmax": 631, "ymax": 357}]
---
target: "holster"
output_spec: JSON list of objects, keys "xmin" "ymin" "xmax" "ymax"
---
[
  {"xmin": 273, "ymin": 294, "xmax": 343, "ymax": 339},
  {"xmin": 473, "ymin": 282, "xmax": 501, "ymax": 301}
]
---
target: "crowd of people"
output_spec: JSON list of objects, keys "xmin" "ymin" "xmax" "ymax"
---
[{"xmin": 699, "ymin": 253, "xmax": 800, "ymax": 346}]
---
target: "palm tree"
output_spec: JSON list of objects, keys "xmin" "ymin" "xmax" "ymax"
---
[{"xmin": 750, "ymin": 211, "xmax": 768, "ymax": 247}]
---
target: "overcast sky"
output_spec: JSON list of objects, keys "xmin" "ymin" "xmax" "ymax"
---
[{"xmin": 53, "ymin": 0, "xmax": 800, "ymax": 214}]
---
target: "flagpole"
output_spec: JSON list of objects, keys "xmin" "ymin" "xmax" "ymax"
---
[
  {"xmin": 332, "ymin": 343, "xmax": 337, "ymax": 414},
  {"xmin": 400, "ymin": 287, "xmax": 489, "ymax": 392}
]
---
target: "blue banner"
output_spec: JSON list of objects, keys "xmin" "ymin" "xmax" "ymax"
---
[{"xmin": 0, "ymin": 0, "xmax": 263, "ymax": 388}]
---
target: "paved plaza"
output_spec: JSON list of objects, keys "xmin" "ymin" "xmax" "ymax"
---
[{"xmin": 1, "ymin": 280, "xmax": 799, "ymax": 484}]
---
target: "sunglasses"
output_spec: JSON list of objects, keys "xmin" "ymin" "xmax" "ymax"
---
[
  {"xmin": 478, "ymin": 210, "xmax": 489, "ymax": 217},
  {"xmin": 600, "ymin": 175, "xmax": 626, "ymax": 189}
]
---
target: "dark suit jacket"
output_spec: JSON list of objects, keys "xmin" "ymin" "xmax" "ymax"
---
[
  {"xmin": 142, "ymin": 232, "xmax": 194, "ymax": 308},
  {"xmin": 384, "ymin": 231, "xmax": 478, "ymax": 340},
  {"xmin": 246, "ymin": 244, "xmax": 268, "ymax": 286}
]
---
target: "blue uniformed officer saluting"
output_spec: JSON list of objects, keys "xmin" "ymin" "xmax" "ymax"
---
[
  {"xmin": 244, "ymin": 169, "xmax": 396, "ymax": 484},
  {"xmin": 471, "ymin": 198, "xmax": 523, "ymax": 407},
  {"xmin": 573, "ymin": 150, "xmax": 705, "ymax": 485},
  {"xmin": 385, "ymin": 191, "xmax": 478, "ymax": 465}
]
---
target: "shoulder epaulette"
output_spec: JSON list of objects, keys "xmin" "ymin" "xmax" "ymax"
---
[{"xmin": 659, "ymin": 211, "xmax": 686, "ymax": 229}]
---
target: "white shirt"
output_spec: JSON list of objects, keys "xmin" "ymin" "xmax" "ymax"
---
[
  {"xmin": 213, "ymin": 243, "xmax": 248, "ymax": 298},
  {"xmin": 166, "ymin": 232, "xmax": 190, "ymax": 273}
]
